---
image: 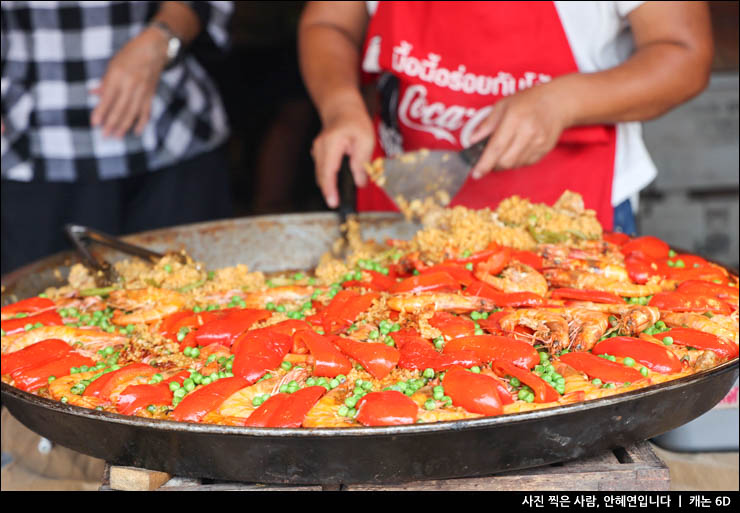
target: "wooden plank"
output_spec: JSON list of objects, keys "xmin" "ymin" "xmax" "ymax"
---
[{"xmin": 108, "ymin": 466, "xmax": 172, "ymax": 491}]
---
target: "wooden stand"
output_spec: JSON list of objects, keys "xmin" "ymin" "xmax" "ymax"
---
[{"xmin": 100, "ymin": 441, "xmax": 669, "ymax": 491}]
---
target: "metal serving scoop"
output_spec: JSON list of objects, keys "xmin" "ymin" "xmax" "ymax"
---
[{"xmin": 374, "ymin": 135, "xmax": 490, "ymax": 208}]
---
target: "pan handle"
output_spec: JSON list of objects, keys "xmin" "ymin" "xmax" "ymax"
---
[{"xmin": 459, "ymin": 134, "xmax": 491, "ymax": 168}]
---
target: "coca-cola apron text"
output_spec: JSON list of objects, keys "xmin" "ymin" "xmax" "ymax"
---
[{"xmin": 358, "ymin": 1, "xmax": 616, "ymax": 229}]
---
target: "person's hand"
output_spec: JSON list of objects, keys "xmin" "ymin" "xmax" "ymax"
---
[
  {"xmin": 311, "ymin": 100, "xmax": 375, "ymax": 208},
  {"xmin": 90, "ymin": 27, "xmax": 169, "ymax": 138},
  {"xmin": 469, "ymin": 82, "xmax": 572, "ymax": 179}
]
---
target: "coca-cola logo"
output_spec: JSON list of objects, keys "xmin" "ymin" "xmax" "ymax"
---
[{"xmin": 398, "ymin": 84, "xmax": 492, "ymax": 147}]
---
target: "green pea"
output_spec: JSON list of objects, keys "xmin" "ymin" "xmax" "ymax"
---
[
  {"xmin": 164, "ymin": 264, "xmax": 172, "ymax": 273},
  {"xmin": 190, "ymin": 347, "xmax": 200, "ymax": 358},
  {"xmin": 423, "ymin": 368, "xmax": 435, "ymax": 379},
  {"xmin": 470, "ymin": 366, "xmax": 481, "ymax": 374},
  {"xmin": 424, "ymin": 399, "xmax": 436, "ymax": 410},
  {"xmin": 465, "ymin": 263, "xmax": 474, "ymax": 271},
  {"xmin": 368, "ymin": 330, "xmax": 379, "ymax": 340},
  {"xmin": 591, "ymin": 378, "xmax": 602, "ymax": 386},
  {"xmin": 623, "ymin": 357, "xmax": 636, "ymax": 367},
  {"xmin": 668, "ymin": 249, "xmax": 677, "ymax": 258},
  {"xmin": 169, "ymin": 381, "xmax": 181, "ymax": 391},
  {"xmin": 252, "ymin": 396, "xmax": 265, "ymax": 407},
  {"xmin": 281, "ymin": 361, "xmax": 293, "ymax": 371},
  {"xmin": 344, "ymin": 396, "xmax": 359, "ymax": 408},
  {"xmin": 362, "ymin": 381, "xmax": 372, "ymax": 391},
  {"xmin": 201, "ymin": 377, "xmax": 212, "ymax": 386},
  {"xmin": 48, "ymin": 376, "xmax": 56, "ymax": 383},
  {"xmin": 338, "ymin": 406, "xmax": 349, "ymax": 417},
  {"xmin": 329, "ymin": 379, "xmax": 339, "ymax": 389},
  {"xmin": 640, "ymin": 367, "xmax": 649, "ymax": 377},
  {"xmin": 276, "ymin": 305, "xmax": 286, "ymax": 313},
  {"xmin": 509, "ymin": 377, "xmax": 520, "ymax": 388},
  {"xmin": 173, "ymin": 388, "xmax": 186, "ymax": 399},
  {"xmin": 184, "ymin": 380, "xmax": 195, "ymax": 392}
]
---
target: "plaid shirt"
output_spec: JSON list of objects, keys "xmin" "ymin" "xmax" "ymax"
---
[{"xmin": 1, "ymin": 1, "xmax": 232, "ymax": 182}]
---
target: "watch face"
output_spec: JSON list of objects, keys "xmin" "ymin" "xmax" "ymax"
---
[{"xmin": 167, "ymin": 37, "xmax": 181, "ymax": 61}]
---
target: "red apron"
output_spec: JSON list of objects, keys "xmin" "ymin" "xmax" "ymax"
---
[{"xmin": 358, "ymin": 1, "xmax": 616, "ymax": 229}]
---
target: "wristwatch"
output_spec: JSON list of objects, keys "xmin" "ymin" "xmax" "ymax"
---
[{"xmin": 150, "ymin": 21, "xmax": 182, "ymax": 67}]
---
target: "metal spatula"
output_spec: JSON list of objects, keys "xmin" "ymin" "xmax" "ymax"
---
[{"xmin": 374, "ymin": 135, "xmax": 490, "ymax": 207}]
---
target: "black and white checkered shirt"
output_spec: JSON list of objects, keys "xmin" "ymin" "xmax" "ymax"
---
[{"xmin": 1, "ymin": 1, "xmax": 232, "ymax": 182}]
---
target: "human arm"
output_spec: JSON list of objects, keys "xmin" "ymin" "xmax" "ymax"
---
[
  {"xmin": 470, "ymin": 1, "xmax": 713, "ymax": 178},
  {"xmin": 90, "ymin": 1, "xmax": 218, "ymax": 138},
  {"xmin": 298, "ymin": 1, "xmax": 374, "ymax": 208}
]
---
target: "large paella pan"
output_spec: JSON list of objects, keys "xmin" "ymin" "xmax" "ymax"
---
[{"xmin": 2, "ymin": 197, "xmax": 738, "ymax": 484}]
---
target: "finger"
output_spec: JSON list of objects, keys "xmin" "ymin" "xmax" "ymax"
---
[
  {"xmin": 101, "ymin": 83, "xmax": 134, "ymax": 138},
  {"xmin": 113, "ymin": 85, "xmax": 146, "ymax": 138},
  {"xmin": 314, "ymin": 136, "xmax": 346, "ymax": 209},
  {"xmin": 348, "ymin": 131, "xmax": 374, "ymax": 188},
  {"xmin": 90, "ymin": 78, "xmax": 118, "ymax": 127},
  {"xmin": 470, "ymin": 118, "xmax": 517, "ymax": 179},
  {"xmin": 134, "ymin": 95, "xmax": 153, "ymax": 135},
  {"xmin": 494, "ymin": 130, "xmax": 531, "ymax": 170},
  {"xmin": 469, "ymin": 102, "xmax": 506, "ymax": 144}
]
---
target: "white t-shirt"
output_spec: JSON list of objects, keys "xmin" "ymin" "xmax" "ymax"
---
[{"xmin": 365, "ymin": 1, "xmax": 657, "ymax": 209}]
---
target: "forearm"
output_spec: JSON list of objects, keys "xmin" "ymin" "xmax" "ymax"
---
[
  {"xmin": 298, "ymin": 22, "xmax": 366, "ymax": 124},
  {"xmin": 553, "ymin": 43, "xmax": 712, "ymax": 127},
  {"xmin": 153, "ymin": 1, "xmax": 202, "ymax": 44},
  {"xmin": 553, "ymin": 1, "xmax": 713, "ymax": 128}
]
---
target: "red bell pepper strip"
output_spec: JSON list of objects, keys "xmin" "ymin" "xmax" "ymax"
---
[
  {"xmin": 1, "ymin": 339, "xmax": 72, "ymax": 376},
  {"xmin": 649, "ymin": 292, "xmax": 732, "ymax": 315},
  {"xmin": 318, "ymin": 290, "xmax": 380, "ymax": 334},
  {"xmin": 243, "ymin": 393, "xmax": 290, "ymax": 427},
  {"xmin": 1, "ymin": 310, "xmax": 64, "ymax": 337},
  {"xmin": 592, "ymin": 336, "xmax": 683, "ymax": 374},
  {"xmin": 442, "ymin": 367, "xmax": 503, "ymax": 416},
  {"xmin": 510, "ymin": 250, "xmax": 544, "ymax": 271},
  {"xmin": 446, "ymin": 243, "xmax": 504, "ymax": 265},
  {"xmin": 171, "ymin": 376, "xmax": 249, "ymax": 423},
  {"xmin": 294, "ymin": 329, "xmax": 352, "ymax": 377},
  {"xmin": 421, "ymin": 264, "xmax": 475, "ymax": 287},
  {"xmin": 660, "ymin": 265, "xmax": 728, "ymax": 284},
  {"xmin": 193, "ymin": 308, "xmax": 272, "ymax": 348},
  {"xmin": 344, "ymin": 270, "xmax": 396, "ymax": 292},
  {"xmin": 477, "ymin": 311, "xmax": 509, "ymax": 334},
  {"xmin": 83, "ymin": 363, "xmax": 157, "ymax": 400},
  {"xmin": 492, "ymin": 360, "xmax": 560, "ymax": 403},
  {"xmin": 443, "ymin": 335, "xmax": 539, "ymax": 369},
  {"xmin": 624, "ymin": 255, "xmax": 659, "ymax": 285},
  {"xmin": 12, "ymin": 353, "xmax": 96, "ymax": 392},
  {"xmin": 475, "ymin": 247, "xmax": 511, "ymax": 277},
  {"xmin": 355, "ymin": 390, "xmax": 418, "ymax": 426},
  {"xmin": 558, "ymin": 352, "xmax": 644, "ymax": 384},
  {"xmin": 390, "ymin": 271, "xmax": 461, "ymax": 295},
  {"xmin": 397, "ymin": 337, "xmax": 480, "ymax": 371},
  {"xmin": 428, "ymin": 311, "xmax": 476, "ymax": 339},
  {"xmin": 332, "ymin": 337, "xmax": 399, "ymax": 380},
  {"xmin": 1, "ymin": 297, "xmax": 56, "ymax": 319},
  {"xmin": 115, "ymin": 383, "xmax": 173, "ymax": 415},
  {"xmin": 232, "ymin": 326, "xmax": 294, "ymax": 383},
  {"xmin": 677, "ymin": 280, "xmax": 738, "ymax": 304},
  {"xmin": 244, "ymin": 386, "xmax": 326, "ymax": 428},
  {"xmin": 465, "ymin": 280, "xmax": 545, "ymax": 307},
  {"xmin": 602, "ymin": 232, "xmax": 630, "ymax": 246},
  {"xmin": 550, "ymin": 288, "xmax": 625, "ymax": 305},
  {"xmin": 159, "ymin": 310, "xmax": 194, "ymax": 341},
  {"xmin": 620, "ymin": 236, "xmax": 670, "ymax": 260},
  {"xmin": 659, "ymin": 328, "xmax": 738, "ymax": 360}
]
